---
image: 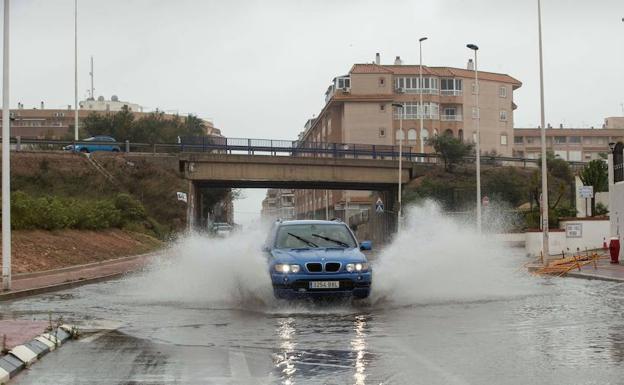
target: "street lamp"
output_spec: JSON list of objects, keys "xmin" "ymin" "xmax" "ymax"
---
[
  {"xmin": 74, "ymin": 0, "xmax": 79, "ymax": 141},
  {"xmin": 466, "ymin": 43, "xmax": 482, "ymax": 234},
  {"xmin": 2, "ymin": 0, "xmax": 10, "ymax": 291},
  {"xmin": 392, "ymin": 102, "xmax": 404, "ymax": 233},
  {"xmin": 537, "ymin": 0, "xmax": 549, "ymax": 264},
  {"xmin": 418, "ymin": 37, "xmax": 428, "ymax": 163}
]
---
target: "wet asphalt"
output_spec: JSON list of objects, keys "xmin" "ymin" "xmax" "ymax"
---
[{"xmin": 2, "ymin": 254, "xmax": 624, "ymax": 385}]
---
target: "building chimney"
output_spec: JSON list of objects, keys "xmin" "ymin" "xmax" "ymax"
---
[
  {"xmin": 67, "ymin": 104, "xmax": 71, "ymax": 110},
  {"xmin": 40, "ymin": 101, "xmax": 44, "ymax": 109},
  {"xmin": 394, "ymin": 56, "xmax": 402, "ymax": 65},
  {"xmin": 547, "ymin": 123, "xmax": 552, "ymax": 128},
  {"xmin": 559, "ymin": 123, "xmax": 563, "ymax": 129},
  {"xmin": 375, "ymin": 53, "xmax": 380, "ymax": 65},
  {"xmin": 467, "ymin": 59, "xmax": 474, "ymax": 70}
]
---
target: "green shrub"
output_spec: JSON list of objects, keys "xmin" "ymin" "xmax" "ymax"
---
[{"xmin": 114, "ymin": 193, "xmax": 146, "ymax": 223}]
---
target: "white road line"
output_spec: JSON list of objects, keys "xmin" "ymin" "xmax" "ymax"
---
[
  {"xmin": 79, "ymin": 328, "xmax": 116, "ymax": 343},
  {"xmin": 228, "ymin": 350, "xmax": 252, "ymax": 378},
  {"xmin": 406, "ymin": 350, "xmax": 471, "ymax": 385}
]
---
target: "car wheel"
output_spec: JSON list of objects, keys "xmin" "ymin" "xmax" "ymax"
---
[
  {"xmin": 112, "ymin": 148, "xmax": 120, "ymax": 153},
  {"xmin": 80, "ymin": 148, "xmax": 89, "ymax": 153}
]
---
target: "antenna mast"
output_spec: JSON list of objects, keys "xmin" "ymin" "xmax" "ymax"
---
[{"xmin": 89, "ymin": 55, "xmax": 94, "ymax": 100}]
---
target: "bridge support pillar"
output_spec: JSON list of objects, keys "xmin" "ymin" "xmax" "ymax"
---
[{"xmin": 187, "ymin": 180, "xmax": 200, "ymax": 230}]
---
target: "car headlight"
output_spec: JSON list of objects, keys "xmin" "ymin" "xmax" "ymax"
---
[
  {"xmin": 274, "ymin": 264, "xmax": 300, "ymax": 274},
  {"xmin": 346, "ymin": 263, "xmax": 369, "ymax": 272}
]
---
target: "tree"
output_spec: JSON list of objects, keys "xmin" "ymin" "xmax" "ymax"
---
[
  {"xmin": 579, "ymin": 159, "xmax": 608, "ymax": 216},
  {"xmin": 427, "ymin": 134, "xmax": 474, "ymax": 172}
]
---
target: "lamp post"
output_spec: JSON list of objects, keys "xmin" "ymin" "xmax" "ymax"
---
[
  {"xmin": 2, "ymin": 0, "xmax": 10, "ymax": 291},
  {"xmin": 419, "ymin": 37, "xmax": 428, "ymax": 163},
  {"xmin": 537, "ymin": 0, "xmax": 549, "ymax": 264},
  {"xmin": 466, "ymin": 43, "xmax": 481, "ymax": 234},
  {"xmin": 74, "ymin": 0, "xmax": 79, "ymax": 140},
  {"xmin": 392, "ymin": 103, "xmax": 404, "ymax": 233}
]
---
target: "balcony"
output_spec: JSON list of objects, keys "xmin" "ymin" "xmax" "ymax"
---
[
  {"xmin": 440, "ymin": 90, "xmax": 463, "ymax": 96},
  {"xmin": 393, "ymin": 113, "xmax": 440, "ymax": 120},
  {"xmin": 440, "ymin": 114, "xmax": 463, "ymax": 121}
]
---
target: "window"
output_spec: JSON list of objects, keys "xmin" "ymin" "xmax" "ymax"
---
[
  {"xmin": 514, "ymin": 136, "xmax": 523, "ymax": 144},
  {"xmin": 500, "ymin": 134, "xmax": 508, "ymax": 145},
  {"xmin": 336, "ymin": 77, "xmax": 350, "ymax": 89},
  {"xmin": 395, "ymin": 129, "xmax": 405, "ymax": 140},
  {"xmin": 569, "ymin": 136, "xmax": 581, "ymax": 144},
  {"xmin": 380, "ymin": 104, "xmax": 386, "ymax": 112},
  {"xmin": 499, "ymin": 110, "xmax": 507, "ymax": 121},
  {"xmin": 440, "ymin": 78, "xmax": 463, "ymax": 95},
  {"xmin": 554, "ymin": 136, "xmax": 566, "ymax": 144},
  {"xmin": 379, "ymin": 128, "xmax": 386, "ymax": 138},
  {"xmin": 394, "ymin": 77, "xmax": 439, "ymax": 94},
  {"xmin": 379, "ymin": 77, "xmax": 385, "ymax": 86},
  {"xmin": 458, "ymin": 129, "xmax": 464, "ymax": 142},
  {"xmin": 499, "ymin": 86, "xmax": 507, "ymax": 98},
  {"xmin": 393, "ymin": 102, "xmax": 439, "ymax": 120},
  {"xmin": 407, "ymin": 128, "xmax": 417, "ymax": 142}
]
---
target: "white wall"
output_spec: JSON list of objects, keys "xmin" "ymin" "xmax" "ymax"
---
[{"xmin": 525, "ymin": 231, "xmax": 566, "ymax": 257}]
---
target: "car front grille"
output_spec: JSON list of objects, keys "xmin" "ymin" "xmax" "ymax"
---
[
  {"xmin": 306, "ymin": 263, "xmax": 322, "ymax": 272},
  {"xmin": 325, "ymin": 262, "xmax": 341, "ymax": 272},
  {"xmin": 306, "ymin": 262, "xmax": 342, "ymax": 273}
]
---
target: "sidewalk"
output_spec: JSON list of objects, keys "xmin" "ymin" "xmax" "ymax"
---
[
  {"xmin": 0, "ymin": 320, "xmax": 49, "ymax": 350},
  {"xmin": 0, "ymin": 252, "xmax": 157, "ymax": 301},
  {"xmin": 566, "ymin": 257, "xmax": 624, "ymax": 282}
]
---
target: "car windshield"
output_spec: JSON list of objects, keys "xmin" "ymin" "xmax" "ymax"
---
[{"xmin": 274, "ymin": 223, "xmax": 357, "ymax": 249}]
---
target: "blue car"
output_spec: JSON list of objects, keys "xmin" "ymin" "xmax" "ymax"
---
[
  {"xmin": 264, "ymin": 219, "xmax": 372, "ymax": 300},
  {"xmin": 64, "ymin": 136, "xmax": 121, "ymax": 153}
]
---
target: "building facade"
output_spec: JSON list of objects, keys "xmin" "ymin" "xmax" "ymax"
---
[
  {"xmin": 513, "ymin": 118, "xmax": 624, "ymax": 161},
  {"xmin": 2, "ymin": 99, "xmax": 221, "ymax": 139},
  {"xmin": 294, "ymin": 55, "xmax": 522, "ymax": 221},
  {"xmin": 261, "ymin": 189, "xmax": 296, "ymax": 220}
]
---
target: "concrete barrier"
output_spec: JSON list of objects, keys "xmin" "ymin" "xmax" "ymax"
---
[{"xmin": 0, "ymin": 326, "xmax": 76, "ymax": 382}]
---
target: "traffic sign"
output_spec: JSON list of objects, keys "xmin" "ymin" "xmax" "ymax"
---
[
  {"xmin": 375, "ymin": 198, "xmax": 384, "ymax": 213},
  {"xmin": 578, "ymin": 186, "xmax": 594, "ymax": 199}
]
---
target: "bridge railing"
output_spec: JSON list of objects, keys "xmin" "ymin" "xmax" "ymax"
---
[{"xmin": 3, "ymin": 136, "xmax": 588, "ymax": 169}]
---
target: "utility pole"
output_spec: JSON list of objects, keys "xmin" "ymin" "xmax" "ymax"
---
[
  {"xmin": 74, "ymin": 0, "xmax": 79, "ymax": 140},
  {"xmin": 538, "ymin": 0, "xmax": 549, "ymax": 264},
  {"xmin": 392, "ymin": 103, "xmax": 404, "ymax": 233},
  {"xmin": 2, "ymin": 0, "xmax": 11, "ymax": 291},
  {"xmin": 418, "ymin": 37, "xmax": 428, "ymax": 162}
]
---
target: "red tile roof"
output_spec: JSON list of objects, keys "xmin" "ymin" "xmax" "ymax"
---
[{"xmin": 350, "ymin": 64, "xmax": 521, "ymax": 88}]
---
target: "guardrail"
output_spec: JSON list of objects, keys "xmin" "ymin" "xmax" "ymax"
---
[{"xmin": 4, "ymin": 136, "xmax": 588, "ymax": 169}]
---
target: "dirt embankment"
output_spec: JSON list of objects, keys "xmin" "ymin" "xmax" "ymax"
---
[{"xmin": 2, "ymin": 229, "xmax": 162, "ymax": 273}]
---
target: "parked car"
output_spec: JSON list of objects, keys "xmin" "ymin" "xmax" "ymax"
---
[
  {"xmin": 64, "ymin": 136, "xmax": 121, "ymax": 153},
  {"xmin": 210, "ymin": 222, "xmax": 233, "ymax": 237},
  {"xmin": 264, "ymin": 219, "xmax": 372, "ymax": 300}
]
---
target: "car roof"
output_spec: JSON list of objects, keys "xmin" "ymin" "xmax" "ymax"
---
[{"xmin": 277, "ymin": 220, "xmax": 345, "ymax": 226}]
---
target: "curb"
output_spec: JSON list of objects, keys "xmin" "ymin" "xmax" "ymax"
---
[
  {"xmin": 0, "ymin": 325, "xmax": 77, "ymax": 384},
  {"xmin": 0, "ymin": 252, "xmax": 158, "ymax": 302},
  {"xmin": 0, "ymin": 271, "xmax": 130, "ymax": 302}
]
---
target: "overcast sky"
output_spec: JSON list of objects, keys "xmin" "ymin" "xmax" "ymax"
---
[{"xmin": 6, "ymin": 0, "xmax": 624, "ymax": 224}]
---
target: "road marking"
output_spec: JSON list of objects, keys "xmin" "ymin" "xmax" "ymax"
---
[
  {"xmin": 228, "ymin": 350, "xmax": 252, "ymax": 378},
  {"xmin": 79, "ymin": 329, "xmax": 116, "ymax": 344},
  {"xmin": 405, "ymin": 350, "xmax": 471, "ymax": 385}
]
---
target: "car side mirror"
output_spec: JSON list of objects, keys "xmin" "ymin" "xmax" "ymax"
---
[{"xmin": 360, "ymin": 241, "xmax": 372, "ymax": 251}]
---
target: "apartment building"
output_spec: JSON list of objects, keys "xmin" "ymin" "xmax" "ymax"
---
[
  {"xmin": 513, "ymin": 118, "xmax": 624, "ymax": 161},
  {"xmin": 2, "ymin": 98, "xmax": 221, "ymax": 139},
  {"xmin": 261, "ymin": 189, "xmax": 296, "ymax": 220},
  {"xmin": 294, "ymin": 54, "xmax": 522, "ymax": 220}
]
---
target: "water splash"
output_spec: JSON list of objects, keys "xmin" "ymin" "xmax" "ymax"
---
[
  {"xmin": 371, "ymin": 201, "xmax": 534, "ymax": 306},
  {"xmin": 129, "ymin": 224, "xmax": 274, "ymax": 309}
]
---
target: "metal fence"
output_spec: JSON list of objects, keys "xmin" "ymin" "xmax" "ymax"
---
[{"xmin": 4, "ymin": 135, "xmax": 588, "ymax": 169}]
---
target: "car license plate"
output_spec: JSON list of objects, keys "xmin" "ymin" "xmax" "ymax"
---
[{"xmin": 309, "ymin": 281, "xmax": 339, "ymax": 289}]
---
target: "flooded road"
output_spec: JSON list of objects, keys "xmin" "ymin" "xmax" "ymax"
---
[
  {"xmin": 3, "ymin": 207, "xmax": 624, "ymax": 384},
  {"xmin": 3, "ymin": 264, "xmax": 624, "ymax": 384}
]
